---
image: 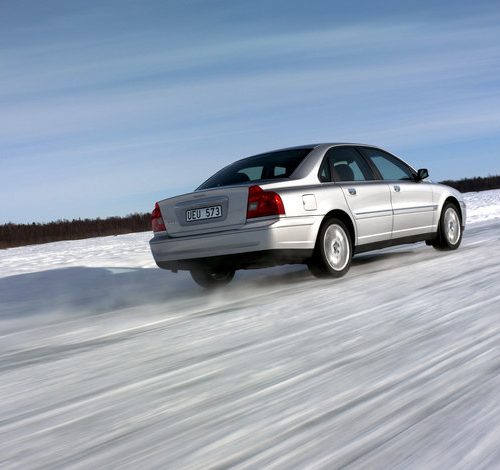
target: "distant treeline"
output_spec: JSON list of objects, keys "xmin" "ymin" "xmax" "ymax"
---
[
  {"xmin": 439, "ymin": 175, "xmax": 500, "ymax": 193},
  {"xmin": 1, "ymin": 175, "xmax": 499, "ymax": 249},
  {"xmin": 0, "ymin": 213, "xmax": 150, "ymax": 249}
]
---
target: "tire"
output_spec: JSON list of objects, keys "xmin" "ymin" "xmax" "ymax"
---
[
  {"xmin": 430, "ymin": 202, "xmax": 463, "ymax": 251},
  {"xmin": 190, "ymin": 266, "xmax": 235, "ymax": 289},
  {"xmin": 308, "ymin": 218, "xmax": 353, "ymax": 278}
]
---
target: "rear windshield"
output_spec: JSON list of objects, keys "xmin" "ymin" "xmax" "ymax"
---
[{"xmin": 197, "ymin": 148, "xmax": 313, "ymax": 190}]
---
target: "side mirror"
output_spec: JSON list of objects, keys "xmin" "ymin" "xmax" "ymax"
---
[{"xmin": 417, "ymin": 168, "xmax": 429, "ymax": 181}]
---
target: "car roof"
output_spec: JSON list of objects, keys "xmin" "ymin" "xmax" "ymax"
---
[{"xmin": 255, "ymin": 143, "xmax": 383, "ymax": 153}]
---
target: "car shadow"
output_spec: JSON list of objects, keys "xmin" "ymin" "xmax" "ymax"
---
[
  {"xmin": 351, "ymin": 249, "xmax": 421, "ymax": 266},
  {"xmin": 0, "ymin": 266, "xmax": 198, "ymax": 318},
  {"xmin": 0, "ymin": 248, "xmax": 425, "ymax": 319}
]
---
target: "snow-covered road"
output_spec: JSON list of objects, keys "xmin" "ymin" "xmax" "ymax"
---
[{"xmin": 1, "ymin": 190, "xmax": 500, "ymax": 469}]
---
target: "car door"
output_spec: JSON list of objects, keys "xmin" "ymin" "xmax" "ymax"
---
[
  {"xmin": 357, "ymin": 147, "xmax": 435, "ymax": 239},
  {"xmin": 321, "ymin": 146, "xmax": 393, "ymax": 245}
]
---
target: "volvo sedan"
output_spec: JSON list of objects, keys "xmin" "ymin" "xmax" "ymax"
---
[{"xmin": 149, "ymin": 144, "xmax": 465, "ymax": 288}]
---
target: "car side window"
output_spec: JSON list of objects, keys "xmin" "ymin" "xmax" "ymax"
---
[
  {"xmin": 359, "ymin": 148, "xmax": 415, "ymax": 181},
  {"xmin": 318, "ymin": 160, "xmax": 331, "ymax": 182},
  {"xmin": 324, "ymin": 147, "xmax": 374, "ymax": 182}
]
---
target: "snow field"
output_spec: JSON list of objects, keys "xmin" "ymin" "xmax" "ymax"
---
[{"xmin": 0, "ymin": 189, "xmax": 500, "ymax": 468}]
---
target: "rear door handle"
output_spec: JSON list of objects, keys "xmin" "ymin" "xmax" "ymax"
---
[
  {"xmin": 348, "ymin": 187, "xmax": 357, "ymax": 195},
  {"xmin": 394, "ymin": 185, "xmax": 401, "ymax": 192}
]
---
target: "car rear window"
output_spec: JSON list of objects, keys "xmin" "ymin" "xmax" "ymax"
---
[{"xmin": 197, "ymin": 148, "xmax": 313, "ymax": 189}]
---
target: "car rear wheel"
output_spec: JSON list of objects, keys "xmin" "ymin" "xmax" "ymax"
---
[
  {"xmin": 190, "ymin": 266, "xmax": 235, "ymax": 289},
  {"xmin": 429, "ymin": 202, "xmax": 463, "ymax": 250},
  {"xmin": 308, "ymin": 218, "xmax": 352, "ymax": 278}
]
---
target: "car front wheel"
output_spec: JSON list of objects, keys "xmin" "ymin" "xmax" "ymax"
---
[
  {"xmin": 429, "ymin": 202, "xmax": 463, "ymax": 250},
  {"xmin": 308, "ymin": 218, "xmax": 353, "ymax": 278},
  {"xmin": 190, "ymin": 266, "xmax": 235, "ymax": 289}
]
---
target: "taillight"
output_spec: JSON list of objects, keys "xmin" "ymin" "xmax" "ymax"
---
[
  {"xmin": 151, "ymin": 202, "xmax": 166, "ymax": 232},
  {"xmin": 246, "ymin": 185, "xmax": 285, "ymax": 219}
]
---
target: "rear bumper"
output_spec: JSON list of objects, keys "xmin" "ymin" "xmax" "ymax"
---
[
  {"xmin": 149, "ymin": 217, "xmax": 319, "ymax": 271},
  {"xmin": 155, "ymin": 249, "xmax": 314, "ymax": 271}
]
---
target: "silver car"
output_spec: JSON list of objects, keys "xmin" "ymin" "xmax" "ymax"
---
[{"xmin": 150, "ymin": 144, "xmax": 465, "ymax": 288}]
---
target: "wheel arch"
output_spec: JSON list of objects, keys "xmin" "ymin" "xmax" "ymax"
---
[
  {"xmin": 442, "ymin": 196, "xmax": 463, "ymax": 224},
  {"xmin": 320, "ymin": 209, "xmax": 356, "ymax": 247}
]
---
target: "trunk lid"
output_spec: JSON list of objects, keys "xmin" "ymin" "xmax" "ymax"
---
[{"xmin": 158, "ymin": 186, "xmax": 250, "ymax": 237}]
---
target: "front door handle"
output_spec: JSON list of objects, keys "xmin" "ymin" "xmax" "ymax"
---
[
  {"xmin": 348, "ymin": 187, "xmax": 357, "ymax": 195},
  {"xmin": 394, "ymin": 185, "xmax": 401, "ymax": 192}
]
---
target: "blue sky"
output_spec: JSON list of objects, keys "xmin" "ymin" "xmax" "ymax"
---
[{"xmin": 1, "ymin": 0, "xmax": 500, "ymax": 223}]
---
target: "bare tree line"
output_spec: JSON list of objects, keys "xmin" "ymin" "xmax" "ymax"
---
[
  {"xmin": 0, "ymin": 213, "xmax": 150, "ymax": 249},
  {"xmin": 1, "ymin": 175, "xmax": 499, "ymax": 249},
  {"xmin": 439, "ymin": 174, "xmax": 500, "ymax": 193}
]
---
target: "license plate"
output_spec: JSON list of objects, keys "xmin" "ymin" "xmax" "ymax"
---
[{"xmin": 186, "ymin": 205, "xmax": 222, "ymax": 222}]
